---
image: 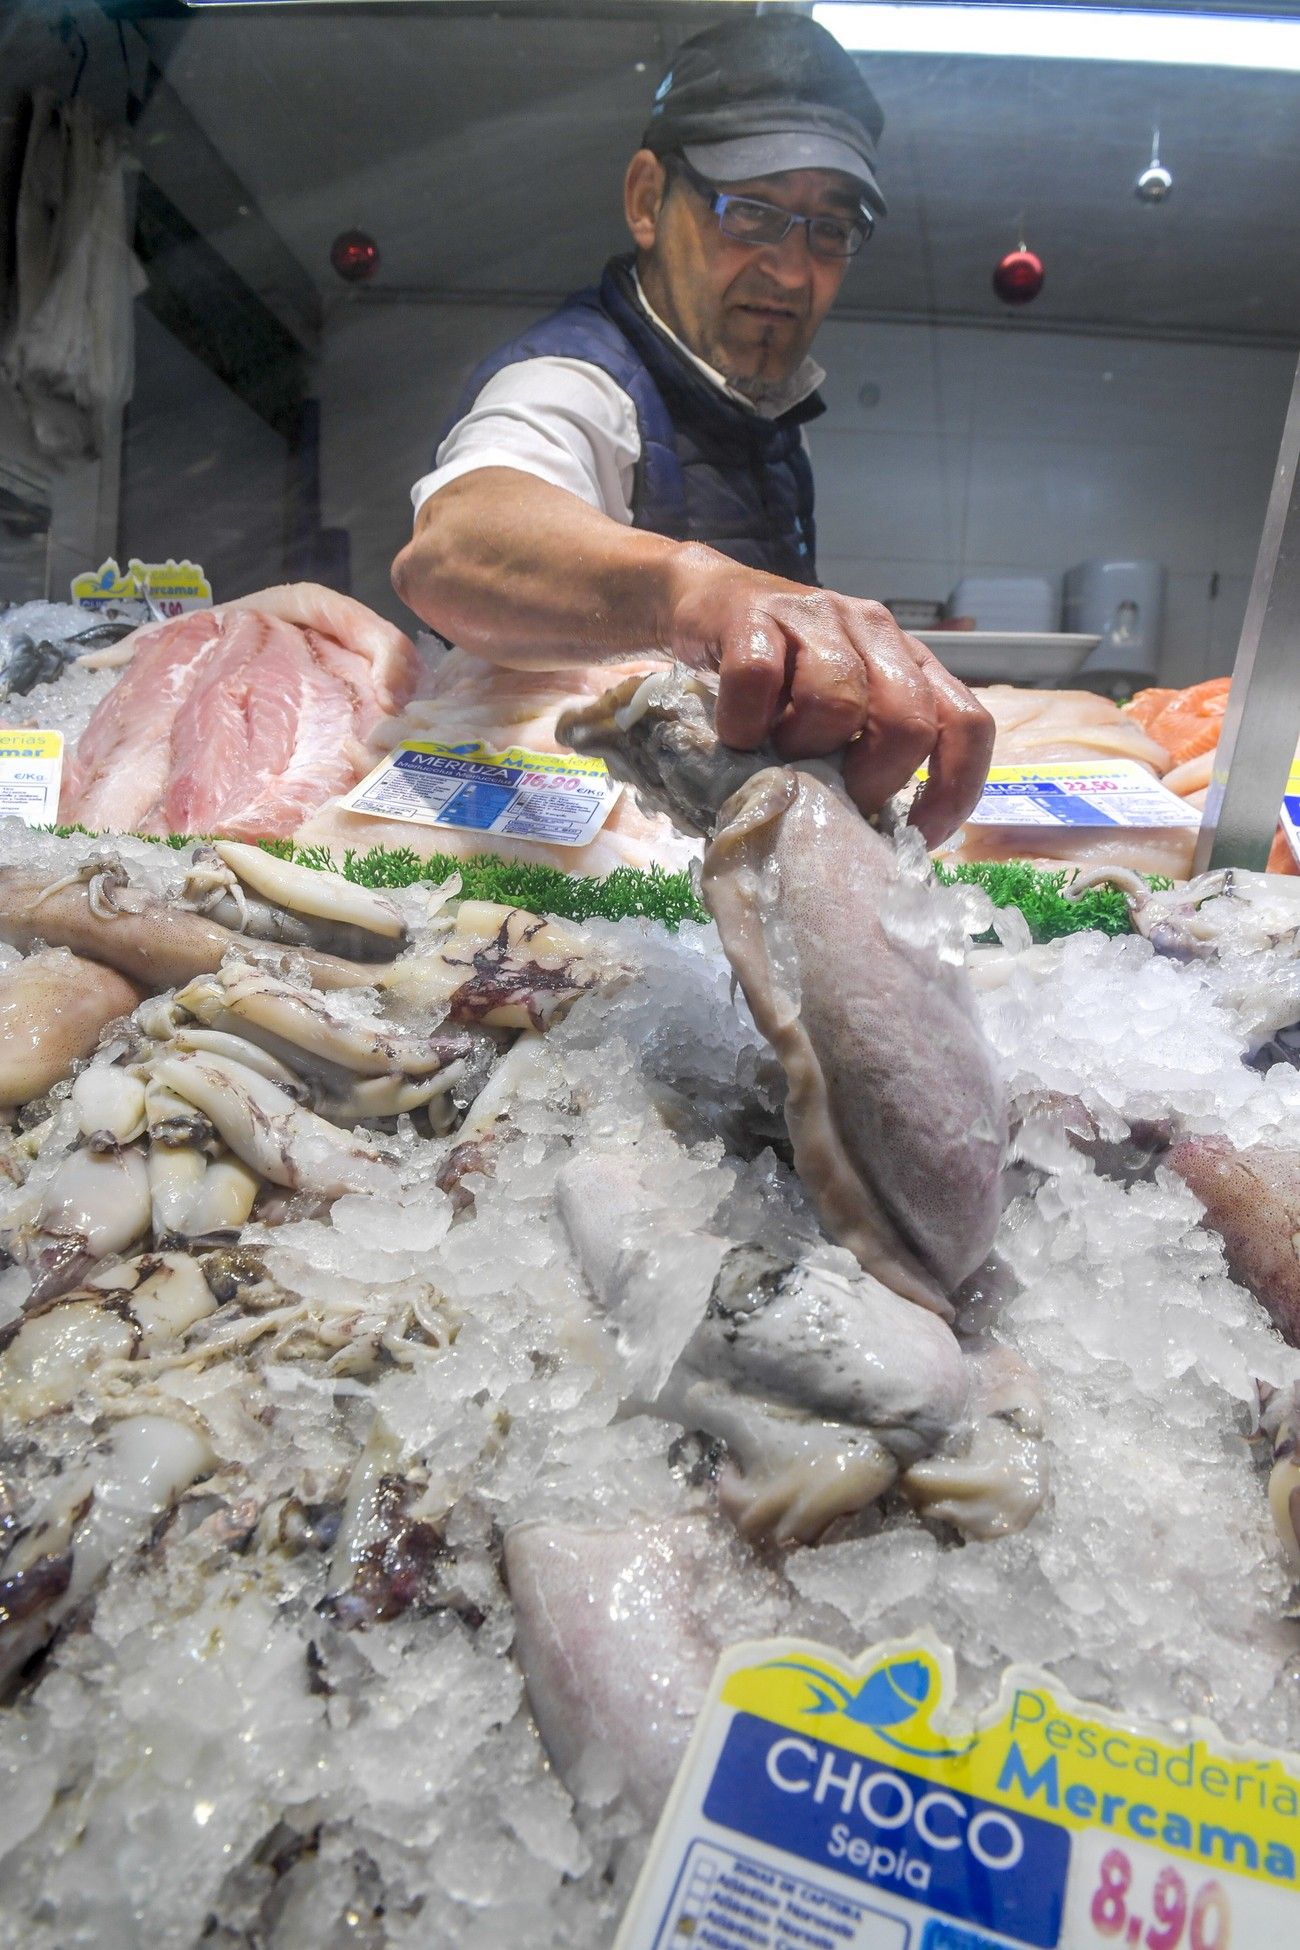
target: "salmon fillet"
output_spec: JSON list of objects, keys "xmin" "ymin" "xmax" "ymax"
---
[
  {"xmin": 1269, "ymin": 829, "xmax": 1298, "ymax": 875},
  {"xmin": 1139, "ymin": 677, "xmax": 1231, "ymax": 765},
  {"xmin": 1129, "ymin": 678, "xmax": 1300, "ymax": 866},
  {"xmin": 1124, "ymin": 687, "xmax": 1178, "ymax": 732}
]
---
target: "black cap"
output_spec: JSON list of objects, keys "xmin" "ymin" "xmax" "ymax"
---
[{"xmin": 643, "ymin": 15, "xmax": 886, "ymax": 218}]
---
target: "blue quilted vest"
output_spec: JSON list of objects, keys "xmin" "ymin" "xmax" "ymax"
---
[{"xmin": 439, "ymin": 255, "xmax": 823, "ymax": 584}]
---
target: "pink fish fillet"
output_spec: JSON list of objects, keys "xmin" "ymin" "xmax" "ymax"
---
[
  {"xmin": 62, "ymin": 611, "xmax": 229, "ymax": 832},
  {"xmin": 295, "ymin": 646, "xmax": 701, "ymax": 874},
  {"xmin": 61, "ymin": 585, "xmax": 419, "ymax": 839},
  {"xmin": 161, "ymin": 613, "xmax": 363, "ymax": 837},
  {"xmin": 227, "ymin": 584, "xmax": 419, "ymax": 718}
]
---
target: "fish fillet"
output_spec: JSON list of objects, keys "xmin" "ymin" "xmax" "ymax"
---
[
  {"xmin": 1129, "ymin": 678, "xmax": 1230, "ymax": 766},
  {"xmin": 975, "ymin": 685, "xmax": 1170, "ymax": 772},
  {"xmin": 1126, "ymin": 678, "xmax": 1300, "ymax": 873},
  {"xmin": 1162, "ymin": 750, "xmax": 1215, "ymax": 799},
  {"xmin": 1124, "ymin": 686, "xmax": 1178, "ymax": 732},
  {"xmin": 162, "ymin": 612, "xmax": 363, "ymax": 837},
  {"xmin": 63, "ymin": 610, "xmax": 229, "ymax": 832},
  {"xmin": 955, "ymin": 824, "xmax": 1198, "ymax": 880},
  {"xmin": 61, "ymin": 585, "xmax": 420, "ymax": 839},
  {"xmin": 296, "ymin": 646, "xmax": 700, "ymax": 874},
  {"xmin": 947, "ymin": 684, "xmax": 1193, "ymax": 876}
]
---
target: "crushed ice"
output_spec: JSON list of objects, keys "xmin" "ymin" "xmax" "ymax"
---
[{"xmin": 3, "ymin": 850, "xmax": 1300, "ymax": 1946}]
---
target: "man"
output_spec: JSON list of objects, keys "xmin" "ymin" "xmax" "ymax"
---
[{"xmin": 392, "ymin": 15, "xmax": 992, "ymax": 847}]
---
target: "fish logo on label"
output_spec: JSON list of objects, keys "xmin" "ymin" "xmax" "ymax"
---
[
  {"xmin": 761, "ymin": 1652, "xmax": 976, "ymax": 1761},
  {"xmin": 71, "ymin": 557, "xmax": 212, "ymax": 615}
]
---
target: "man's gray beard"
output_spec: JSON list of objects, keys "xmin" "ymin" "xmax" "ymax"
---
[{"xmin": 722, "ymin": 369, "xmax": 793, "ymax": 407}]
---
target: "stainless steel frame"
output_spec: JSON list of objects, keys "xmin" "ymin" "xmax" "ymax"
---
[{"xmin": 1195, "ymin": 352, "xmax": 1300, "ymax": 874}]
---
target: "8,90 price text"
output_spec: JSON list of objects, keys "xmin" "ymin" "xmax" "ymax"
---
[{"xmin": 1088, "ymin": 1847, "xmax": 1230, "ymax": 1949}]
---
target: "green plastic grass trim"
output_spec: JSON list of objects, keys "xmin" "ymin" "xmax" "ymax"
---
[
  {"xmin": 298, "ymin": 841, "xmax": 709, "ymax": 928},
  {"xmin": 45, "ymin": 824, "xmax": 708, "ymax": 927},
  {"xmin": 44, "ymin": 824, "xmax": 1159, "ymax": 940},
  {"xmin": 933, "ymin": 860, "xmax": 1169, "ymax": 942}
]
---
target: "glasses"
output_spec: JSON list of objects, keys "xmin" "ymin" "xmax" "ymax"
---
[{"xmin": 672, "ymin": 155, "xmax": 874, "ymax": 260}]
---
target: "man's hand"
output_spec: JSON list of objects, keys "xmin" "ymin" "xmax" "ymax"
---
[
  {"xmin": 395, "ymin": 473, "xmax": 993, "ymax": 844},
  {"xmin": 665, "ymin": 549, "xmax": 994, "ymax": 846}
]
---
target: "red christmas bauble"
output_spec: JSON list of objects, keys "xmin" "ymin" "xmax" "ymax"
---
[
  {"xmin": 330, "ymin": 230, "xmax": 380, "ymax": 284},
  {"xmin": 993, "ymin": 248, "xmax": 1044, "ymax": 305}
]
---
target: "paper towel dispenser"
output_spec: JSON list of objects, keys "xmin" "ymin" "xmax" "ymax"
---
[{"xmin": 1063, "ymin": 560, "xmax": 1166, "ymax": 691}]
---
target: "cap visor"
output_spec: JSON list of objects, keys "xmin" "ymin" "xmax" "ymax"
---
[{"xmin": 683, "ymin": 132, "xmax": 886, "ymax": 216}]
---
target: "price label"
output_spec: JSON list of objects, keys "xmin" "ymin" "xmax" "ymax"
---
[
  {"xmin": 1064, "ymin": 1828, "xmax": 1300, "ymax": 1947},
  {"xmin": 342, "ymin": 738, "xmax": 621, "ymax": 849},
  {"xmin": 964, "ymin": 762, "xmax": 1201, "ymax": 831},
  {"xmin": 70, "ymin": 556, "xmax": 211, "ymax": 616},
  {"xmin": 616, "ymin": 1636, "xmax": 1300, "ymax": 1950},
  {"xmin": 0, "ymin": 729, "xmax": 62, "ymax": 826}
]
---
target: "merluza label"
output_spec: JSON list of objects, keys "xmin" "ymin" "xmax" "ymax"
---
[
  {"xmin": 341, "ymin": 738, "xmax": 622, "ymax": 849},
  {"xmin": 616, "ymin": 1633, "xmax": 1300, "ymax": 1949}
]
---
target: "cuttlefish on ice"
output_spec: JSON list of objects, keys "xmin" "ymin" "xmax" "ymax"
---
[
  {"xmin": 555, "ymin": 671, "xmax": 1042, "ymax": 1543},
  {"xmin": 555, "ymin": 1145, "xmax": 1043, "ymax": 1549},
  {"xmin": 559, "ymin": 666, "xmax": 1008, "ymax": 1317},
  {"xmin": 498, "ymin": 676, "xmax": 1032, "ymax": 1820}
]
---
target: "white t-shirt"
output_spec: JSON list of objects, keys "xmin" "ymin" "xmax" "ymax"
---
[
  {"xmin": 412, "ymin": 355, "xmax": 643, "ymax": 524},
  {"xmin": 410, "ymin": 276, "xmax": 824, "ymax": 525}
]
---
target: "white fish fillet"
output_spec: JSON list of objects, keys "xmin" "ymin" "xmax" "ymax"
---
[
  {"xmin": 975, "ymin": 685, "xmax": 1171, "ymax": 772},
  {"xmin": 61, "ymin": 585, "xmax": 420, "ymax": 839},
  {"xmin": 296, "ymin": 647, "xmax": 700, "ymax": 875},
  {"xmin": 955, "ymin": 824, "xmax": 1198, "ymax": 879},
  {"xmin": 948, "ymin": 684, "xmax": 1196, "ymax": 878}
]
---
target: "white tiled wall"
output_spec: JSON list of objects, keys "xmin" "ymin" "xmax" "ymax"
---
[
  {"xmin": 809, "ymin": 319, "xmax": 1294, "ymax": 687},
  {"xmin": 321, "ymin": 297, "xmax": 1294, "ymax": 686}
]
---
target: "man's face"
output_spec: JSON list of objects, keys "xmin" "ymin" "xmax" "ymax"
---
[{"xmin": 627, "ymin": 154, "xmax": 858, "ymax": 390}]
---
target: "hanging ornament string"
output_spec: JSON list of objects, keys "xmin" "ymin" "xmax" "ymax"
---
[{"xmin": 1135, "ymin": 124, "xmax": 1173, "ymax": 203}]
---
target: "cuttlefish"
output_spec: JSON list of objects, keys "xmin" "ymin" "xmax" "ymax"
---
[
  {"xmin": 557, "ymin": 1145, "xmax": 1043, "ymax": 1548},
  {"xmin": 504, "ymin": 677, "xmax": 1032, "ymax": 1818},
  {"xmin": 559, "ymin": 667, "xmax": 1008, "ymax": 1318}
]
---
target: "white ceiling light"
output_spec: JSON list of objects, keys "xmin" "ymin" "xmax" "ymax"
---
[{"xmin": 813, "ymin": 4, "xmax": 1300, "ymax": 73}]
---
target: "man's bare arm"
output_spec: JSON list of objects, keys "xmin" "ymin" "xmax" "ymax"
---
[
  {"xmin": 392, "ymin": 468, "xmax": 685, "ymax": 667},
  {"xmin": 392, "ymin": 466, "xmax": 994, "ymax": 845}
]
